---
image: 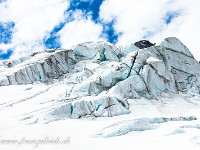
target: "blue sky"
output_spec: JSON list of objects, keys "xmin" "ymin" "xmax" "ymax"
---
[
  {"xmin": 0, "ymin": 0, "xmax": 200, "ymax": 60},
  {"xmin": 43, "ymin": 0, "xmax": 119, "ymax": 50}
]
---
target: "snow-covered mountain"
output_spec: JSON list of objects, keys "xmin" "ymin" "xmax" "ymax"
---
[{"xmin": 0, "ymin": 37, "xmax": 200, "ymax": 150}]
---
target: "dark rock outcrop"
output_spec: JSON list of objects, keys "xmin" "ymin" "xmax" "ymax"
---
[{"xmin": 134, "ymin": 40, "xmax": 155, "ymax": 49}]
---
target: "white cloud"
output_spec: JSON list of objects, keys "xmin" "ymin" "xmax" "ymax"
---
[
  {"xmin": 0, "ymin": 0, "xmax": 69, "ymax": 58},
  {"xmin": 79, "ymin": 0, "xmax": 94, "ymax": 2},
  {"xmin": 1, "ymin": 0, "xmax": 200, "ymax": 61},
  {"xmin": 100, "ymin": 0, "xmax": 200, "ymax": 60},
  {"xmin": 59, "ymin": 11, "xmax": 104, "ymax": 48}
]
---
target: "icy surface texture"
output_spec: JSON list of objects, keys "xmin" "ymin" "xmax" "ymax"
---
[
  {"xmin": 95, "ymin": 116, "xmax": 197, "ymax": 138},
  {"xmin": 1, "ymin": 37, "xmax": 200, "ymax": 121}
]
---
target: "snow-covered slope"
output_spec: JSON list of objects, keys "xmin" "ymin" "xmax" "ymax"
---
[{"xmin": 0, "ymin": 37, "xmax": 200, "ymax": 150}]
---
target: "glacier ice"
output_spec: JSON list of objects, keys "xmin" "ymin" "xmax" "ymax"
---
[
  {"xmin": 95, "ymin": 116, "xmax": 197, "ymax": 138},
  {"xmin": 1, "ymin": 37, "xmax": 200, "ymax": 122}
]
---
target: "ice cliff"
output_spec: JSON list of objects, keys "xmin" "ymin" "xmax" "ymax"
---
[{"xmin": 0, "ymin": 37, "xmax": 200, "ymax": 122}]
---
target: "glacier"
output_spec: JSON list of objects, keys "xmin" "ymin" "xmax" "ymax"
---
[
  {"xmin": 0, "ymin": 37, "xmax": 200, "ymax": 121},
  {"xmin": 1, "ymin": 37, "xmax": 200, "ymax": 150}
]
